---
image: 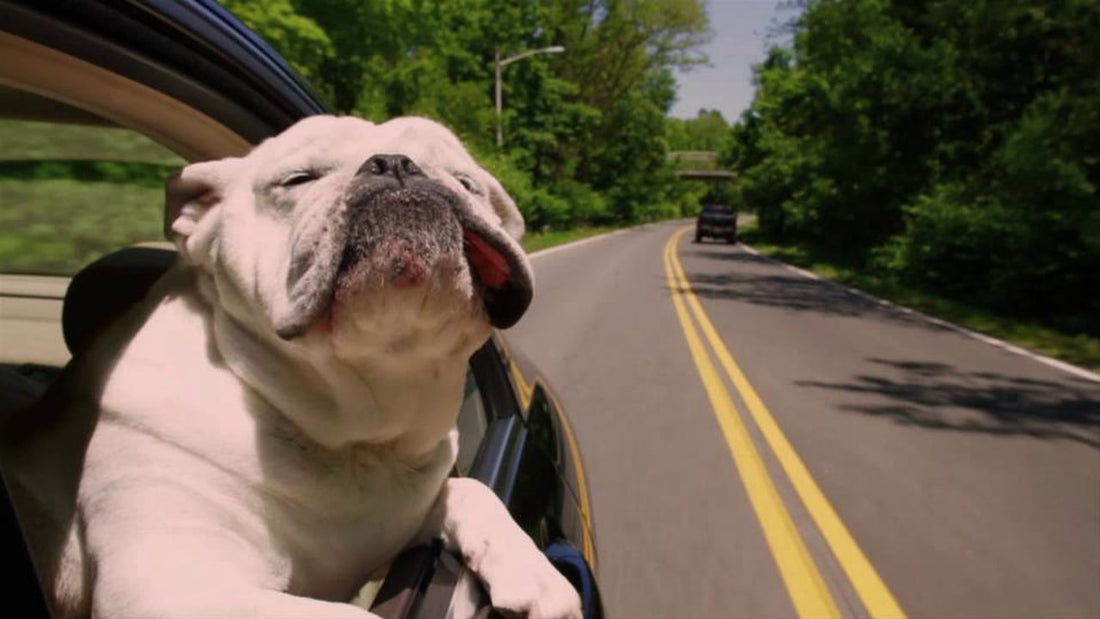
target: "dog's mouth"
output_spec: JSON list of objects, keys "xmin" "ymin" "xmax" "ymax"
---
[
  {"xmin": 276, "ymin": 184, "xmax": 531, "ymax": 340},
  {"xmin": 333, "ymin": 186, "xmax": 462, "ymax": 294}
]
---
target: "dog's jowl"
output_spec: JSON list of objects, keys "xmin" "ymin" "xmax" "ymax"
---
[{"xmin": 1, "ymin": 116, "xmax": 579, "ymax": 619}]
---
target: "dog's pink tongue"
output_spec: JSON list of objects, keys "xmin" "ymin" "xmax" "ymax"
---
[{"xmin": 463, "ymin": 231, "xmax": 510, "ymax": 289}]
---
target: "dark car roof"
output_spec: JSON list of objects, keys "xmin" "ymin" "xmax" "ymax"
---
[{"xmin": 0, "ymin": 0, "xmax": 329, "ymax": 139}]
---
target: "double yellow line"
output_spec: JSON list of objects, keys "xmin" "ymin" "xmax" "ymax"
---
[{"xmin": 663, "ymin": 227, "xmax": 905, "ymax": 619}]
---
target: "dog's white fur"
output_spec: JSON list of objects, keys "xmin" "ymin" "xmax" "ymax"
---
[{"xmin": 0, "ymin": 116, "xmax": 580, "ymax": 618}]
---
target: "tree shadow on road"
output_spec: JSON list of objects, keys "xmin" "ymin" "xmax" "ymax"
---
[
  {"xmin": 796, "ymin": 358, "xmax": 1100, "ymax": 448},
  {"xmin": 677, "ymin": 246, "xmax": 942, "ymax": 330}
]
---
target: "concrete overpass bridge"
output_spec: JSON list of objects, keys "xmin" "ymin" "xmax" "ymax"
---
[{"xmin": 668, "ymin": 150, "xmax": 734, "ymax": 180}]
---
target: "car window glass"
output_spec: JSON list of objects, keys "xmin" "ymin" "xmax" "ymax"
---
[
  {"xmin": 454, "ymin": 366, "xmax": 490, "ymax": 476},
  {"xmin": 0, "ymin": 87, "xmax": 185, "ymax": 276}
]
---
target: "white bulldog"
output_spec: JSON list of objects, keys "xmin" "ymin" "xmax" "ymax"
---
[{"xmin": 0, "ymin": 116, "xmax": 581, "ymax": 618}]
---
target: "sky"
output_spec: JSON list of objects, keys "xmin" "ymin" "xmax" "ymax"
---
[{"xmin": 670, "ymin": 0, "xmax": 800, "ymax": 121}]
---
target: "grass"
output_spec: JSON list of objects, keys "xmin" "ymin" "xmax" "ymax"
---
[
  {"xmin": 0, "ymin": 178, "xmax": 167, "ymax": 275},
  {"xmin": 0, "ymin": 119, "xmax": 183, "ymax": 164},
  {"xmin": 1, "ymin": 119, "xmax": 184, "ymax": 275},
  {"xmin": 521, "ymin": 226, "xmax": 620, "ymax": 254},
  {"xmin": 738, "ymin": 223, "xmax": 1100, "ymax": 373}
]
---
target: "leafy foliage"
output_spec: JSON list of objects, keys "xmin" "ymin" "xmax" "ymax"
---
[
  {"xmin": 219, "ymin": 0, "xmax": 712, "ymax": 231},
  {"xmin": 723, "ymin": 0, "xmax": 1099, "ymax": 334},
  {"xmin": 667, "ymin": 109, "xmax": 729, "ymax": 151}
]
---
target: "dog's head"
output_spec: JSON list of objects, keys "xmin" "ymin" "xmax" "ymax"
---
[{"xmin": 165, "ymin": 116, "xmax": 532, "ymax": 361}]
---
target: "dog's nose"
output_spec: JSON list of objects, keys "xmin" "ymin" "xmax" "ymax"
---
[{"xmin": 358, "ymin": 154, "xmax": 423, "ymax": 182}]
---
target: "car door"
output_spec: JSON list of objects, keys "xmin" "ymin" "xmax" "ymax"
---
[{"xmin": 464, "ymin": 341, "xmax": 603, "ymax": 618}]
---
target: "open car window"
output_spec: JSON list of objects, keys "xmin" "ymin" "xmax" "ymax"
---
[
  {"xmin": 455, "ymin": 367, "xmax": 491, "ymax": 477},
  {"xmin": 701, "ymin": 205, "xmax": 734, "ymax": 215},
  {"xmin": 1, "ymin": 86, "xmax": 185, "ymax": 372},
  {"xmin": 0, "ymin": 87, "xmax": 184, "ymax": 278}
]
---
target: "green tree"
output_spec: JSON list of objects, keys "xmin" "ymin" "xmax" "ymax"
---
[
  {"xmin": 667, "ymin": 109, "xmax": 729, "ymax": 151},
  {"xmin": 723, "ymin": 0, "xmax": 1100, "ymax": 332},
  {"xmin": 219, "ymin": 0, "xmax": 335, "ymax": 101},
  {"xmin": 221, "ymin": 0, "xmax": 712, "ymax": 230}
]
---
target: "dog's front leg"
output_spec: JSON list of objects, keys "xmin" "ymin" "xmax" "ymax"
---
[
  {"xmin": 419, "ymin": 478, "xmax": 581, "ymax": 619},
  {"xmin": 85, "ymin": 529, "xmax": 380, "ymax": 619}
]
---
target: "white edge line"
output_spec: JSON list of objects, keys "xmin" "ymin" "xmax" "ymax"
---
[
  {"xmin": 527, "ymin": 228, "xmax": 634, "ymax": 260},
  {"xmin": 739, "ymin": 244, "xmax": 1100, "ymax": 384}
]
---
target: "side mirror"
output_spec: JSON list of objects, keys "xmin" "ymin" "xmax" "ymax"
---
[{"xmin": 545, "ymin": 540, "xmax": 604, "ymax": 619}]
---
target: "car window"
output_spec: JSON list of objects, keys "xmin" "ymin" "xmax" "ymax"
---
[
  {"xmin": 0, "ymin": 86, "xmax": 185, "ymax": 276},
  {"xmin": 702, "ymin": 205, "xmax": 734, "ymax": 215},
  {"xmin": 454, "ymin": 367, "xmax": 490, "ymax": 476}
]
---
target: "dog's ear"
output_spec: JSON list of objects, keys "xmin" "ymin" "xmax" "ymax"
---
[
  {"xmin": 165, "ymin": 158, "xmax": 242, "ymax": 261},
  {"xmin": 483, "ymin": 172, "xmax": 525, "ymax": 241}
]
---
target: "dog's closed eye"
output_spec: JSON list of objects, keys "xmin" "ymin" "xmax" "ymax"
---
[
  {"xmin": 455, "ymin": 174, "xmax": 482, "ymax": 196},
  {"xmin": 280, "ymin": 170, "xmax": 320, "ymax": 187}
]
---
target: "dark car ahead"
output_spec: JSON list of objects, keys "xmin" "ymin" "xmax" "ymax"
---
[
  {"xmin": 695, "ymin": 204, "xmax": 738, "ymax": 244},
  {"xmin": 0, "ymin": 1, "xmax": 600, "ymax": 617}
]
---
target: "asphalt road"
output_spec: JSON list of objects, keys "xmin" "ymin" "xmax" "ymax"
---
[{"xmin": 506, "ymin": 220, "xmax": 1100, "ymax": 619}]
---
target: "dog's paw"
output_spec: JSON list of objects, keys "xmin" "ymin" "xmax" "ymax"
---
[
  {"xmin": 476, "ymin": 547, "xmax": 582, "ymax": 619},
  {"xmin": 433, "ymin": 479, "xmax": 582, "ymax": 619}
]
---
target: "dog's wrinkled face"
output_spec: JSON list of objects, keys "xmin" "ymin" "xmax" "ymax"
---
[{"xmin": 165, "ymin": 116, "xmax": 532, "ymax": 361}]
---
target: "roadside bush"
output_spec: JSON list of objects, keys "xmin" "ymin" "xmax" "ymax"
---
[
  {"xmin": 473, "ymin": 149, "xmax": 577, "ymax": 233},
  {"xmin": 473, "ymin": 150, "xmax": 539, "ymax": 229},
  {"xmin": 554, "ymin": 180, "xmax": 609, "ymax": 226},
  {"xmin": 875, "ymin": 185, "xmax": 1022, "ymax": 300},
  {"xmin": 878, "ymin": 179, "xmax": 1099, "ymax": 335},
  {"xmin": 673, "ymin": 181, "xmax": 709, "ymax": 217}
]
